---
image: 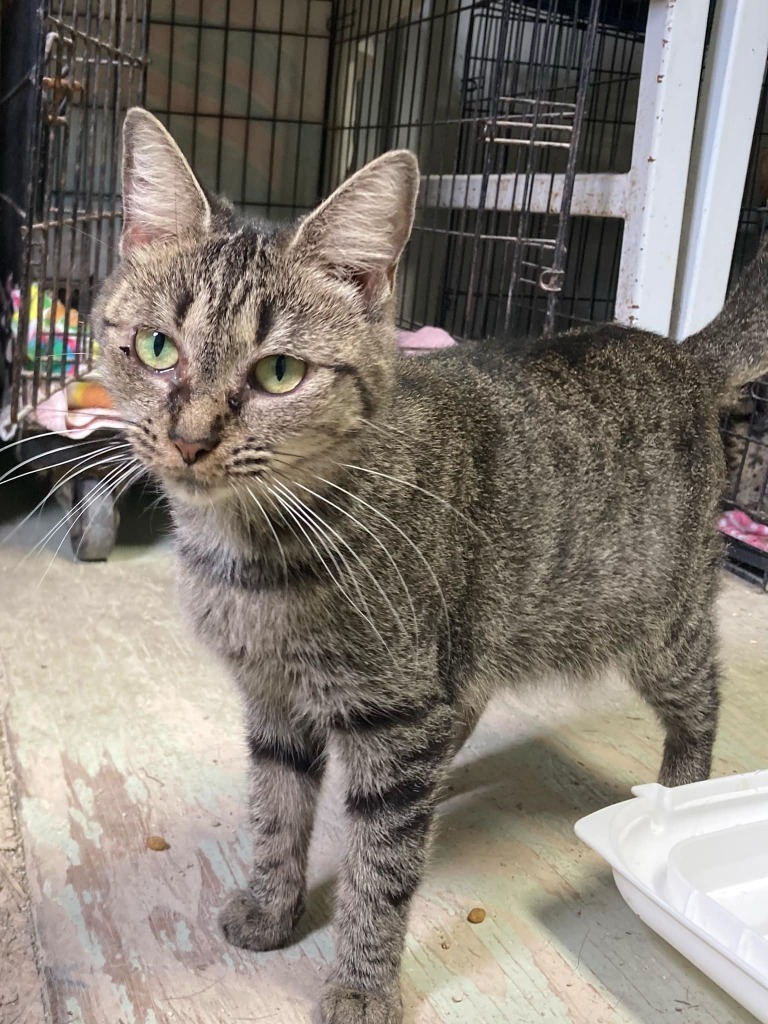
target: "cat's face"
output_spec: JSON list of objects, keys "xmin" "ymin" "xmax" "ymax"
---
[{"xmin": 94, "ymin": 109, "xmax": 419, "ymax": 506}]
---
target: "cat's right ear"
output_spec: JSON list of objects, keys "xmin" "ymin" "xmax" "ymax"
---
[{"xmin": 120, "ymin": 108, "xmax": 211, "ymax": 254}]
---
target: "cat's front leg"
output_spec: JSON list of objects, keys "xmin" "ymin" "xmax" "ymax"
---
[
  {"xmin": 219, "ymin": 718, "xmax": 326, "ymax": 951},
  {"xmin": 322, "ymin": 701, "xmax": 455, "ymax": 1024}
]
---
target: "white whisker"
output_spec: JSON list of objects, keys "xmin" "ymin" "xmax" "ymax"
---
[
  {"xmin": 272, "ymin": 479, "xmax": 397, "ymax": 630},
  {"xmin": 266, "ymin": 484, "xmax": 392, "ymax": 658},
  {"xmin": 316, "ymin": 473, "xmax": 452, "ymax": 665},
  {"xmin": 273, "ymin": 472, "xmax": 418, "ymax": 651},
  {"xmin": 2, "ymin": 451, "xmax": 136, "ymax": 549},
  {"xmin": 36, "ymin": 461, "xmax": 143, "ymax": 584},
  {"xmin": 269, "ymin": 478, "xmax": 377, "ymax": 628},
  {"xmin": 0, "ymin": 441, "xmax": 132, "ymax": 488},
  {"xmin": 0, "ymin": 423, "xmax": 136, "ymax": 453},
  {"xmin": 362, "ymin": 418, "xmax": 410, "ymax": 439},
  {"xmin": 333, "ymin": 461, "xmax": 491, "ymax": 542},
  {"xmin": 25, "ymin": 457, "xmax": 138, "ymax": 565},
  {"xmin": 242, "ymin": 484, "xmax": 289, "ymax": 589}
]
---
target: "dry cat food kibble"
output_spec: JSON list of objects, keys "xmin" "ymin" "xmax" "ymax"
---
[
  {"xmin": 467, "ymin": 907, "xmax": 486, "ymax": 924},
  {"xmin": 145, "ymin": 835, "xmax": 170, "ymax": 852}
]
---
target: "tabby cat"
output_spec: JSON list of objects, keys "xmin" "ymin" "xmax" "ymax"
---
[{"xmin": 94, "ymin": 108, "xmax": 765, "ymax": 1024}]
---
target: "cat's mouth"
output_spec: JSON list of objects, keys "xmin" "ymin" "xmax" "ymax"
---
[{"xmin": 160, "ymin": 468, "xmax": 231, "ymax": 505}]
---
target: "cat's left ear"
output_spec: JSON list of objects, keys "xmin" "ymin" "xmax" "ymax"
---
[
  {"xmin": 290, "ymin": 150, "xmax": 420, "ymax": 305},
  {"xmin": 121, "ymin": 107, "xmax": 211, "ymax": 253}
]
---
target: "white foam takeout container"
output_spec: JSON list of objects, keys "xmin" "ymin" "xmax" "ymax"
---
[{"xmin": 575, "ymin": 770, "xmax": 768, "ymax": 1022}]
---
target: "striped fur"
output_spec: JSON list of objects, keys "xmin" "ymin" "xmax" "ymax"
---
[{"xmin": 93, "ymin": 109, "xmax": 760, "ymax": 1023}]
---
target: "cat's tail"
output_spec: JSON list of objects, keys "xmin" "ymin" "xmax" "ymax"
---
[{"xmin": 686, "ymin": 237, "xmax": 768, "ymax": 401}]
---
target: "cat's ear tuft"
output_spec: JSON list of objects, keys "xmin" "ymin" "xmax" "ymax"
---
[
  {"xmin": 290, "ymin": 150, "xmax": 420, "ymax": 305},
  {"xmin": 121, "ymin": 107, "xmax": 211, "ymax": 253}
]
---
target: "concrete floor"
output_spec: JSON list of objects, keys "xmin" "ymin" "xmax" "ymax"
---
[{"xmin": 0, "ymin": 471, "xmax": 765, "ymax": 1024}]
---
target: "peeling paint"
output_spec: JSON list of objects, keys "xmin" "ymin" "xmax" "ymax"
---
[
  {"xmin": 175, "ymin": 920, "xmax": 193, "ymax": 953},
  {"xmin": 69, "ymin": 806, "xmax": 104, "ymax": 847},
  {"xmin": 65, "ymin": 996, "xmax": 84, "ymax": 1023},
  {"xmin": 72, "ymin": 778, "xmax": 96, "ymax": 817},
  {"xmin": 116, "ymin": 984, "xmax": 138, "ymax": 1024},
  {"xmin": 124, "ymin": 773, "xmax": 149, "ymax": 804},
  {"xmin": 23, "ymin": 796, "xmax": 82, "ymax": 866},
  {"xmin": 56, "ymin": 883, "xmax": 106, "ymax": 969}
]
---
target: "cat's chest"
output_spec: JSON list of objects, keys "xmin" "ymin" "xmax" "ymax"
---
[{"xmin": 175, "ymin": 547, "xmax": 346, "ymax": 682}]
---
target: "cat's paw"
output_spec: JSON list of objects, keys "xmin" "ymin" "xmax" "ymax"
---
[
  {"xmin": 218, "ymin": 889, "xmax": 299, "ymax": 952},
  {"xmin": 320, "ymin": 984, "xmax": 403, "ymax": 1024}
]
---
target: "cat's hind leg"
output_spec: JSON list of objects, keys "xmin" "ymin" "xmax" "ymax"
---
[{"xmin": 629, "ymin": 613, "xmax": 720, "ymax": 787}]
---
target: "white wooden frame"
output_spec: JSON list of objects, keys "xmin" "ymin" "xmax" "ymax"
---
[
  {"xmin": 614, "ymin": 0, "xmax": 709, "ymax": 334},
  {"xmin": 671, "ymin": 0, "xmax": 768, "ymax": 340}
]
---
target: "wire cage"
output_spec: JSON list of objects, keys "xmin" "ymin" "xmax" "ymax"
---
[
  {"xmin": 5, "ymin": 0, "xmax": 768, "ymax": 591},
  {"xmin": 1, "ymin": 0, "xmax": 150, "ymax": 423},
  {"xmin": 0, "ymin": 0, "xmax": 150, "ymax": 559},
  {"xmin": 324, "ymin": 0, "xmax": 647, "ymax": 342},
  {"xmin": 142, "ymin": 1, "xmax": 333, "ymax": 224},
  {"xmin": 0, "ymin": 0, "xmax": 654, "ymax": 560}
]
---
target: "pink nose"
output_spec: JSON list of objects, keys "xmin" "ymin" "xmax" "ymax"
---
[{"xmin": 172, "ymin": 436, "xmax": 215, "ymax": 465}]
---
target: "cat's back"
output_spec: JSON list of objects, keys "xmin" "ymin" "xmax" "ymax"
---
[
  {"xmin": 401, "ymin": 322, "xmax": 718, "ymax": 425},
  {"xmin": 393, "ymin": 322, "xmax": 725, "ymax": 563}
]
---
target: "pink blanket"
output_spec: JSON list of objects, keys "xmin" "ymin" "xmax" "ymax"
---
[
  {"xmin": 32, "ymin": 386, "xmax": 124, "ymax": 439},
  {"xmin": 398, "ymin": 327, "xmax": 456, "ymax": 356},
  {"xmin": 718, "ymin": 508, "xmax": 768, "ymax": 553}
]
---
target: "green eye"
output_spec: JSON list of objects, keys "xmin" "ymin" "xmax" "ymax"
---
[
  {"xmin": 251, "ymin": 354, "xmax": 306, "ymax": 395},
  {"xmin": 135, "ymin": 329, "xmax": 179, "ymax": 371}
]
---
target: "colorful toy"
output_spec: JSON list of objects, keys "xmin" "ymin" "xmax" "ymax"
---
[{"xmin": 11, "ymin": 283, "xmax": 100, "ymax": 378}]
